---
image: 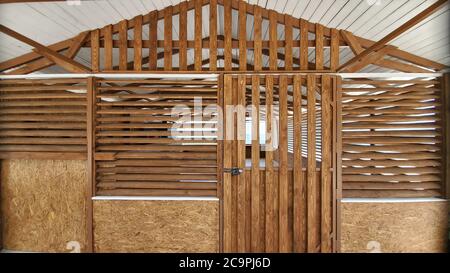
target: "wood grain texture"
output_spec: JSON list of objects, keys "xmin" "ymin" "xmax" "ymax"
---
[
  {"xmin": 341, "ymin": 200, "xmax": 448, "ymax": 253},
  {"xmin": 93, "ymin": 200, "xmax": 219, "ymax": 253},
  {"xmin": 1, "ymin": 160, "xmax": 87, "ymax": 252}
]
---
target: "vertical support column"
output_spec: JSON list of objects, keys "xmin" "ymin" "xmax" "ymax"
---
[
  {"xmin": 307, "ymin": 74, "xmax": 317, "ymax": 253},
  {"xmin": 223, "ymin": 75, "xmax": 233, "ymax": 253},
  {"xmin": 86, "ymin": 77, "xmax": 96, "ymax": 253},
  {"xmin": 103, "ymin": 25, "xmax": 113, "ymax": 71},
  {"xmin": 441, "ymin": 74, "xmax": 450, "ymax": 205},
  {"xmin": 335, "ymin": 76, "xmax": 343, "ymax": 253}
]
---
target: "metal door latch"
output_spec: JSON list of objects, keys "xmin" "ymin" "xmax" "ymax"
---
[{"xmin": 224, "ymin": 167, "xmax": 243, "ymax": 176}]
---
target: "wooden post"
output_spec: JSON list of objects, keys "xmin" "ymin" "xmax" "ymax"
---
[
  {"xmin": 442, "ymin": 74, "xmax": 450, "ymax": 202},
  {"xmin": 86, "ymin": 77, "xmax": 96, "ymax": 253}
]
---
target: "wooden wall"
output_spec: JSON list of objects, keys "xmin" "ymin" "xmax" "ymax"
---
[
  {"xmin": 1, "ymin": 159, "xmax": 87, "ymax": 252},
  {"xmin": 341, "ymin": 77, "xmax": 444, "ymax": 198},
  {"xmin": 341, "ymin": 200, "xmax": 448, "ymax": 253},
  {"xmin": 93, "ymin": 199, "xmax": 219, "ymax": 253}
]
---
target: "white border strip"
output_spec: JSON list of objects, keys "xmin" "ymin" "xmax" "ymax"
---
[
  {"xmin": 0, "ymin": 73, "xmax": 219, "ymax": 80},
  {"xmin": 342, "ymin": 198, "xmax": 446, "ymax": 203},
  {"xmin": 92, "ymin": 196, "xmax": 219, "ymax": 201},
  {"xmin": 0, "ymin": 73, "xmax": 443, "ymax": 80},
  {"xmin": 339, "ymin": 73, "xmax": 442, "ymax": 78}
]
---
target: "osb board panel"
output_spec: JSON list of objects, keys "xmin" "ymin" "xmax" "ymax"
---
[
  {"xmin": 1, "ymin": 159, "xmax": 87, "ymax": 252},
  {"xmin": 93, "ymin": 200, "xmax": 219, "ymax": 253},
  {"xmin": 341, "ymin": 201, "xmax": 448, "ymax": 253}
]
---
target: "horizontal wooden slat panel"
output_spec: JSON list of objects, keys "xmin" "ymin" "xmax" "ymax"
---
[
  {"xmin": 0, "ymin": 79, "xmax": 87, "ymax": 158},
  {"xmin": 341, "ymin": 78, "xmax": 443, "ymax": 198},
  {"xmin": 95, "ymin": 78, "xmax": 219, "ymax": 197}
]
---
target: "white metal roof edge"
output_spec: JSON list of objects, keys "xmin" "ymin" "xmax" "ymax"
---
[
  {"xmin": 0, "ymin": 73, "xmax": 443, "ymax": 80},
  {"xmin": 341, "ymin": 198, "xmax": 447, "ymax": 203},
  {"xmin": 92, "ymin": 196, "xmax": 219, "ymax": 201}
]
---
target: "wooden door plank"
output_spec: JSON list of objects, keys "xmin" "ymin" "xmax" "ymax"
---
[
  {"xmin": 237, "ymin": 75, "xmax": 247, "ymax": 252},
  {"xmin": 164, "ymin": 7, "xmax": 173, "ymax": 71},
  {"xmin": 265, "ymin": 75, "xmax": 276, "ymax": 252},
  {"xmin": 251, "ymin": 75, "xmax": 261, "ymax": 252},
  {"xmin": 321, "ymin": 75, "xmax": 332, "ymax": 253},
  {"xmin": 223, "ymin": 75, "xmax": 233, "ymax": 253},
  {"xmin": 293, "ymin": 75, "xmax": 305, "ymax": 253},
  {"xmin": 307, "ymin": 74, "xmax": 318, "ymax": 253},
  {"xmin": 278, "ymin": 75, "xmax": 289, "ymax": 252}
]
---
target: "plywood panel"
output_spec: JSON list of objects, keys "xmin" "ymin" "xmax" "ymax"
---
[
  {"xmin": 1, "ymin": 159, "xmax": 87, "ymax": 252},
  {"xmin": 341, "ymin": 200, "xmax": 448, "ymax": 253},
  {"xmin": 93, "ymin": 200, "xmax": 219, "ymax": 253}
]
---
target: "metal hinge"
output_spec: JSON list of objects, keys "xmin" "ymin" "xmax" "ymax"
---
[{"xmin": 224, "ymin": 167, "xmax": 243, "ymax": 176}]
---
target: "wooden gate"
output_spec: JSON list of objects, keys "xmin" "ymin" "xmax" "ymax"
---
[{"xmin": 222, "ymin": 74, "xmax": 339, "ymax": 253}]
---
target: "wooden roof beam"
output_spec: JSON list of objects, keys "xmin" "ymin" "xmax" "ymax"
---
[
  {"xmin": 0, "ymin": 24, "xmax": 90, "ymax": 73},
  {"xmin": 338, "ymin": 0, "xmax": 449, "ymax": 72}
]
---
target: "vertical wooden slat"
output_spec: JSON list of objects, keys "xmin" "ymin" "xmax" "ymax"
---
[
  {"xmin": 237, "ymin": 75, "xmax": 247, "ymax": 252},
  {"xmin": 104, "ymin": 25, "xmax": 113, "ymax": 71},
  {"xmin": 133, "ymin": 16, "xmax": 143, "ymax": 71},
  {"xmin": 307, "ymin": 74, "xmax": 318, "ymax": 253},
  {"xmin": 179, "ymin": 2, "xmax": 187, "ymax": 71},
  {"xmin": 118, "ymin": 20, "xmax": 128, "ymax": 71},
  {"xmin": 231, "ymin": 77, "xmax": 238, "ymax": 252},
  {"xmin": 217, "ymin": 74, "xmax": 224, "ymax": 253},
  {"xmin": 209, "ymin": 0, "xmax": 217, "ymax": 71},
  {"xmin": 251, "ymin": 75, "xmax": 261, "ymax": 252},
  {"xmin": 315, "ymin": 24, "xmax": 324, "ymax": 70},
  {"xmin": 330, "ymin": 28, "xmax": 340, "ymax": 71},
  {"xmin": 321, "ymin": 75, "xmax": 332, "ymax": 253},
  {"xmin": 164, "ymin": 6, "xmax": 173, "ymax": 71},
  {"xmin": 265, "ymin": 75, "xmax": 275, "ymax": 252},
  {"xmin": 293, "ymin": 75, "xmax": 305, "ymax": 253},
  {"xmin": 441, "ymin": 74, "xmax": 450, "ymax": 200},
  {"xmin": 194, "ymin": 0, "xmax": 202, "ymax": 71},
  {"xmin": 300, "ymin": 19, "xmax": 308, "ymax": 70},
  {"xmin": 224, "ymin": 0, "xmax": 232, "ymax": 71},
  {"xmin": 149, "ymin": 11, "xmax": 158, "ymax": 70},
  {"xmin": 336, "ymin": 76, "xmax": 343, "ymax": 253},
  {"xmin": 278, "ymin": 75, "xmax": 289, "ymax": 252},
  {"xmin": 223, "ymin": 75, "xmax": 233, "ymax": 253},
  {"xmin": 86, "ymin": 77, "xmax": 95, "ymax": 252},
  {"xmin": 331, "ymin": 76, "xmax": 338, "ymax": 253},
  {"xmin": 284, "ymin": 15, "xmax": 293, "ymax": 70},
  {"xmin": 254, "ymin": 6, "xmax": 262, "ymax": 71},
  {"xmin": 90, "ymin": 29, "xmax": 99, "ymax": 72},
  {"xmin": 238, "ymin": 1, "xmax": 247, "ymax": 71},
  {"xmin": 269, "ymin": 10, "xmax": 278, "ymax": 71}
]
